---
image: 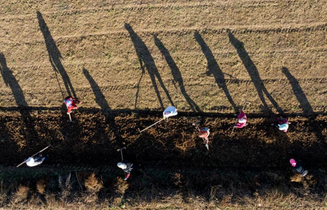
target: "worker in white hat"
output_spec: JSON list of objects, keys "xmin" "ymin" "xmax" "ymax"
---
[
  {"xmin": 26, "ymin": 154, "xmax": 46, "ymax": 167},
  {"xmin": 117, "ymin": 161, "xmax": 133, "ymax": 180}
]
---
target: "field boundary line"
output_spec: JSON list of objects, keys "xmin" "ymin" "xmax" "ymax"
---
[
  {"xmin": 0, "ymin": 0, "xmax": 287, "ymax": 20},
  {"xmin": 1, "ymin": 22, "xmax": 327, "ymax": 45},
  {"xmin": 0, "ymin": 106, "xmax": 324, "ymax": 117}
]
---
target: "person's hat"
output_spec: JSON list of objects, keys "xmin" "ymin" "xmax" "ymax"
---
[
  {"xmin": 238, "ymin": 118, "xmax": 246, "ymax": 123},
  {"xmin": 64, "ymin": 98, "xmax": 72, "ymax": 106},
  {"xmin": 290, "ymin": 159, "xmax": 297, "ymax": 167},
  {"xmin": 117, "ymin": 162, "xmax": 127, "ymax": 169}
]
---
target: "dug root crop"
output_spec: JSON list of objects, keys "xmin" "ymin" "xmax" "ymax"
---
[{"xmin": 0, "ymin": 110, "xmax": 326, "ymax": 208}]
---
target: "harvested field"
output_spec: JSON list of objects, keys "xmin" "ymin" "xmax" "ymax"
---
[
  {"xmin": 1, "ymin": 0, "xmax": 327, "ymax": 113},
  {"xmin": 0, "ymin": 0, "xmax": 327, "ymax": 208}
]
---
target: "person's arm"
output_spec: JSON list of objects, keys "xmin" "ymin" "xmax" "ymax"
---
[
  {"xmin": 124, "ymin": 163, "xmax": 133, "ymax": 173},
  {"xmin": 73, "ymin": 98, "xmax": 82, "ymax": 104},
  {"xmin": 72, "ymin": 104, "xmax": 78, "ymax": 109},
  {"xmin": 67, "ymin": 106, "xmax": 73, "ymax": 114}
]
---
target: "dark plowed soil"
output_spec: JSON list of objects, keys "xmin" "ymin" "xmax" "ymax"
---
[{"xmin": 1, "ymin": 109, "xmax": 326, "ymax": 171}]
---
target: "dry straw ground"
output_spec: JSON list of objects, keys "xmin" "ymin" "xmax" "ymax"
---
[
  {"xmin": 1, "ymin": 0, "xmax": 327, "ymax": 114},
  {"xmin": 0, "ymin": 0, "xmax": 327, "ymax": 209}
]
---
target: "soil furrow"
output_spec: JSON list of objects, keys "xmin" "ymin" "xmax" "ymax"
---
[
  {"xmin": 4, "ymin": 47, "xmax": 327, "ymax": 71},
  {"xmin": 0, "ymin": 112, "xmax": 326, "ymax": 169}
]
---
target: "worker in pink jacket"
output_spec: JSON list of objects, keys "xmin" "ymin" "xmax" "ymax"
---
[
  {"xmin": 234, "ymin": 110, "xmax": 247, "ymax": 128},
  {"xmin": 290, "ymin": 159, "xmax": 308, "ymax": 177}
]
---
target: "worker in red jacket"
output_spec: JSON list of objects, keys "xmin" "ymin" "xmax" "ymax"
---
[
  {"xmin": 64, "ymin": 96, "xmax": 82, "ymax": 114},
  {"xmin": 198, "ymin": 127, "xmax": 210, "ymax": 143}
]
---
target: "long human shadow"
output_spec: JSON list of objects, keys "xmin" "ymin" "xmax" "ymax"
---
[
  {"xmin": 37, "ymin": 11, "xmax": 76, "ymax": 99},
  {"xmin": 228, "ymin": 31, "xmax": 283, "ymax": 114},
  {"xmin": 194, "ymin": 31, "xmax": 238, "ymax": 112},
  {"xmin": 83, "ymin": 68, "xmax": 122, "ymax": 146},
  {"xmin": 281, "ymin": 67, "xmax": 326, "ymax": 145},
  {"xmin": 282, "ymin": 67, "xmax": 314, "ymax": 116},
  {"xmin": 0, "ymin": 53, "xmax": 38, "ymax": 144},
  {"xmin": 154, "ymin": 35, "xmax": 201, "ymax": 112},
  {"xmin": 125, "ymin": 23, "xmax": 174, "ymax": 109}
]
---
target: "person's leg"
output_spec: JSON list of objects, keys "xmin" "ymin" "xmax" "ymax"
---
[{"xmin": 271, "ymin": 122, "xmax": 279, "ymax": 128}]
